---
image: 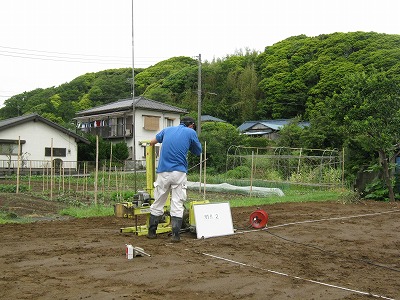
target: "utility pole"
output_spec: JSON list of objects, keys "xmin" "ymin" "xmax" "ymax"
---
[
  {"xmin": 197, "ymin": 54, "xmax": 202, "ymax": 135},
  {"xmin": 131, "ymin": 0, "xmax": 137, "ymax": 191}
]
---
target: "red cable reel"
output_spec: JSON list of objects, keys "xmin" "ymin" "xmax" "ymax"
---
[{"xmin": 249, "ymin": 209, "xmax": 268, "ymax": 229}]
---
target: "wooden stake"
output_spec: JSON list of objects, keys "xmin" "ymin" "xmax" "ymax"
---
[
  {"xmin": 16, "ymin": 136, "xmax": 21, "ymax": 194},
  {"xmin": 94, "ymin": 135, "xmax": 99, "ymax": 205},
  {"xmin": 29, "ymin": 160, "xmax": 32, "ymax": 190},
  {"xmin": 203, "ymin": 141, "xmax": 207, "ymax": 199},
  {"xmin": 50, "ymin": 138, "xmax": 53, "ymax": 201}
]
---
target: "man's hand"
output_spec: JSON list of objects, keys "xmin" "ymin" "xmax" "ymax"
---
[{"xmin": 149, "ymin": 138, "xmax": 158, "ymax": 146}]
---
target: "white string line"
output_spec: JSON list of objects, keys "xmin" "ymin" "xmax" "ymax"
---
[
  {"xmin": 268, "ymin": 209, "xmax": 400, "ymax": 229},
  {"xmin": 201, "ymin": 252, "xmax": 396, "ymax": 300},
  {"xmin": 235, "ymin": 209, "xmax": 400, "ymax": 234}
]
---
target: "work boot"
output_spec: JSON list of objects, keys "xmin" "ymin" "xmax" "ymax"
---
[
  {"xmin": 147, "ymin": 214, "xmax": 160, "ymax": 239},
  {"xmin": 171, "ymin": 216, "xmax": 183, "ymax": 243}
]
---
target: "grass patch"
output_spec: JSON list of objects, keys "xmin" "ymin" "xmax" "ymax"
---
[
  {"xmin": 226, "ymin": 189, "xmax": 343, "ymax": 207},
  {"xmin": 59, "ymin": 205, "xmax": 114, "ymax": 218},
  {"xmin": 0, "ymin": 211, "xmax": 32, "ymax": 224}
]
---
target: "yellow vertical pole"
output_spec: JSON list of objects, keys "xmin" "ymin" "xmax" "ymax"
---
[{"xmin": 146, "ymin": 144, "xmax": 156, "ymax": 197}]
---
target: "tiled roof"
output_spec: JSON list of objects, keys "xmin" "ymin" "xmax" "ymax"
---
[
  {"xmin": 0, "ymin": 114, "xmax": 30, "ymax": 128},
  {"xmin": 201, "ymin": 115, "xmax": 226, "ymax": 122},
  {"xmin": 238, "ymin": 119, "xmax": 310, "ymax": 132},
  {"xmin": 0, "ymin": 113, "xmax": 89, "ymax": 143},
  {"xmin": 75, "ymin": 96, "xmax": 187, "ymax": 117}
]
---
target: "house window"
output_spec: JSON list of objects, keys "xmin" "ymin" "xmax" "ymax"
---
[
  {"xmin": 0, "ymin": 141, "xmax": 22, "ymax": 156},
  {"xmin": 165, "ymin": 118, "xmax": 174, "ymax": 127},
  {"xmin": 143, "ymin": 115, "xmax": 160, "ymax": 131},
  {"xmin": 45, "ymin": 148, "xmax": 67, "ymax": 157},
  {"xmin": 117, "ymin": 117, "xmax": 125, "ymax": 136},
  {"xmin": 126, "ymin": 115, "xmax": 133, "ymax": 129}
]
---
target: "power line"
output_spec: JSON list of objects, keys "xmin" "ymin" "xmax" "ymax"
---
[
  {"xmin": 0, "ymin": 45, "xmax": 168, "ymax": 60},
  {"xmin": 0, "ymin": 51, "xmax": 160, "ymax": 66},
  {"xmin": 0, "ymin": 45, "xmax": 169, "ymax": 66},
  {"xmin": 0, "ymin": 51, "xmax": 128, "ymax": 64},
  {"xmin": 0, "ymin": 45, "xmax": 128, "ymax": 58}
]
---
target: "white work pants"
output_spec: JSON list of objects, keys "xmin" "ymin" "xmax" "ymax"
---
[{"xmin": 150, "ymin": 171, "xmax": 187, "ymax": 218}]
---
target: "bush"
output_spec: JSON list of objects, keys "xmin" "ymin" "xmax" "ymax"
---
[
  {"xmin": 0, "ymin": 185, "xmax": 28, "ymax": 193},
  {"xmin": 363, "ymin": 179, "xmax": 391, "ymax": 201},
  {"xmin": 225, "ymin": 166, "xmax": 251, "ymax": 179}
]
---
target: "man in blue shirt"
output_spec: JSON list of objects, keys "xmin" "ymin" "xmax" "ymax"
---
[{"xmin": 148, "ymin": 117, "xmax": 202, "ymax": 242}]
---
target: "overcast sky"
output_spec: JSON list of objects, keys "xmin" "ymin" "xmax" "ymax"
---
[{"xmin": 0, "ymin": 0, "xmax": 399, "ymax": 107}]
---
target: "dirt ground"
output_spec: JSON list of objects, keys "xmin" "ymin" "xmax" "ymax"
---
[{"xmin": 0, "ymin": 195, "xmax": 399, "ymax": 300}]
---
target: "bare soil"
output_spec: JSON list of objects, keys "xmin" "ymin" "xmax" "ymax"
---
[{"xmin": 0, "ymin": 195, "xmax": 399, "ymax": 300}]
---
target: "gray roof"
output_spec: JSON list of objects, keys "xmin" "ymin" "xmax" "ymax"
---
[
  {"xmin": 201, "ymin": 115, "xmax": 226, "ymax": 122},
  {"xmin": 0, "ymin": 113, "xmax": 89, "ymax": 144},
  {"xmin": 238, "ymin": 119, "xmax": 310, "ymax": 132},
  {"xmin": 75, "ymin": 96, "xmax": 187, "ymax": 117}
]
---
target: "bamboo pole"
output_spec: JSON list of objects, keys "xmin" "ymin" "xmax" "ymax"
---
[
  {"xmin": 46, "ymin": 163, "xmax": 49, "ymax": 191},
  {"xmin": 123, "ymin": 163, "xmax": 126, "ymax": 190},
  {"xmin": 102, "ymin": 164, "xmax": 106, "ymax": 201},
  {"xmin": 342, "ymin": 147, "xmax": 345, "ymax": 188},
  {"xmin": 250, "ymin": 151, "xmax": 254, "ymax": 197},
  {"xmin": 199, "ymin": 151, "xmax": 202, "ymax": 194},
  {"xmin": 82, "ymin": 163, "xmax": 86, "ymax": 196},
  {"xmin": 29, "ymin": 160, "xmax": 32, "ymax": 190},
  {"xmin": 94, "ymin": 135, "xmax": 99, "ymax": 205},
  {"xmin": 42, "ymin": 163, "xmax": 45, "ymax": 192},
  {"xmin": 68, "ymin": 164, "xmax": 71, "ymax": 194},
  {"xmin": 16, "ymin": 136, "xmax": 21, "ymax": 194},
  {"xmin": 108, "ymin": 143, "xmax": 112, "ymax": 189},
  {"xmin": 76, "ymin": 164, "xmax": 80, "ymax": 201},
  {"xmin": 297, "ymin": 148, "xmax": 302, "ymax": 174},
  {"xmin": 85, "ymin": 162, "xmax": 88, "ymax": 195},
  {"xmin": 115, "ymin": 166, "xmax": 118, "ymax": 201},
  {"xmin": 203, "ymin": 141, "xmax": 207, "ymax": 199},
  {"xmin": 62, "ymin": 164, "xmax": 65, "ymax": 193},
  {"xmin": 50, "ymin": 138, "xmax": 53, "ymax": 201},
  {"xmin": 83, "ymin": 161, "xmax": 88, "ymax": 196},
  {"xmin": 58, "ymin": 163, "xmax": 62, "ymax": 193},
  {"xmin": 120, "ymin": 167, "xmax": 123, "ymax": 198}
]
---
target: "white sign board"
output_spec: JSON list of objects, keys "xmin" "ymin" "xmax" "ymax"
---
[{"xmin": 193, "ymin": 202, "xmax": 234, "ymax": 239}]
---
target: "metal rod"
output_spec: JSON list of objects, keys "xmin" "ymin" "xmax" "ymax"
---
[
  {"xmin": 197, "ymin": 54, "xmax": 201, "ymax": 135},
  {"xmin": 133, "ymin": 247, "xmax": 151, "ymax": 257},
  {"xmin": 131, "ymin": 0, "xmax": 137, "ymax": 191}
]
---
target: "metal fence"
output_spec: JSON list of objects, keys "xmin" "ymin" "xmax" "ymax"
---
[
  {"xmin": 0, "ymin": 159, "xmax": 148, "ymax": 205},
  {"xmin": 226, "ymin": 146, "xmax": 343, "ymax": 187}
]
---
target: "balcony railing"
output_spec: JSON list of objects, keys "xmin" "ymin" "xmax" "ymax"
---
[{"xmin": 79, "ymin": 125, "xmax": 132, "ymax": 139}]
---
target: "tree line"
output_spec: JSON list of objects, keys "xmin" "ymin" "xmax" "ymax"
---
[{"xmin": 1, "ymin": 31, "xmax": 400, "ymax": 200}]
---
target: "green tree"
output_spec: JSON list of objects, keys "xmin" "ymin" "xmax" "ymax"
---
[
  {"xmin": 113, "ymin": 142, "xmax": 129, "ymax": 161},
  {"xmin": 77, "ymin": 134, "xmax": 130, "ymax": 163},
  {"xmin": 325, "ymin": 70, "xmax": 400, "ymax": 201},
  {"xmin": 78, "ymin": 134, "xmax": 109, "ymax": 162},
  {"xmin": 275, "ymin": 118, "xmax": 307, "ymax": 148},
  {"xmin": 49, "ymin": 94, "xmax": 62, "ymax": 109},
  {"xmin": 191, "ymin": 122, "xmax": 245, "ymax": 174}
]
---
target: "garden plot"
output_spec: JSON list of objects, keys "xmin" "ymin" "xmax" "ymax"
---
[{"xmin": 0, "ymin": 200, "xmax": 399, "ymax": 300}]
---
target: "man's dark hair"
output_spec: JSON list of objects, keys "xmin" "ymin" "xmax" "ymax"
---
[{"xmin": 180, "ymin": 117, "xmax": 196, "ymax": 127}]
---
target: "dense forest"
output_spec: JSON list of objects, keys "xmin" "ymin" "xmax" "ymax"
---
[
  {"xmin": 2, "ymin": 32, "xmax": 400, "ymax": 128},
  {"xmin": 2, "ymin": 31, "xmax": 400, "ymax": 199}
]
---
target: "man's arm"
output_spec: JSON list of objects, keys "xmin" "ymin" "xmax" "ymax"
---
[
  {"xmin": 190, "ymin": 134, "xmax": 202, "ymax": 156},
  {"xmin": 149, "ymin": 138, "xmax": 158, "ymax": 146}
]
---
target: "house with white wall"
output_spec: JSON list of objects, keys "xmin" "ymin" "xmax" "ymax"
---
[
  {"xmin": 238, "ymin": 119, "xmax": 310, "ymax": 140},
  {"xmin": 0, "ymin": 113, "xmax": 89, "ymax": 171},
  {"xmin": 74, "ymin": 96, "xmax": 188, "ymax": 167}
]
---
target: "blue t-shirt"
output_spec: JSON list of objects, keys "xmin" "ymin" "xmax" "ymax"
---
[{"xmin": 155, "ymin": 124, "xmax": 202, "ymax": 173}]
